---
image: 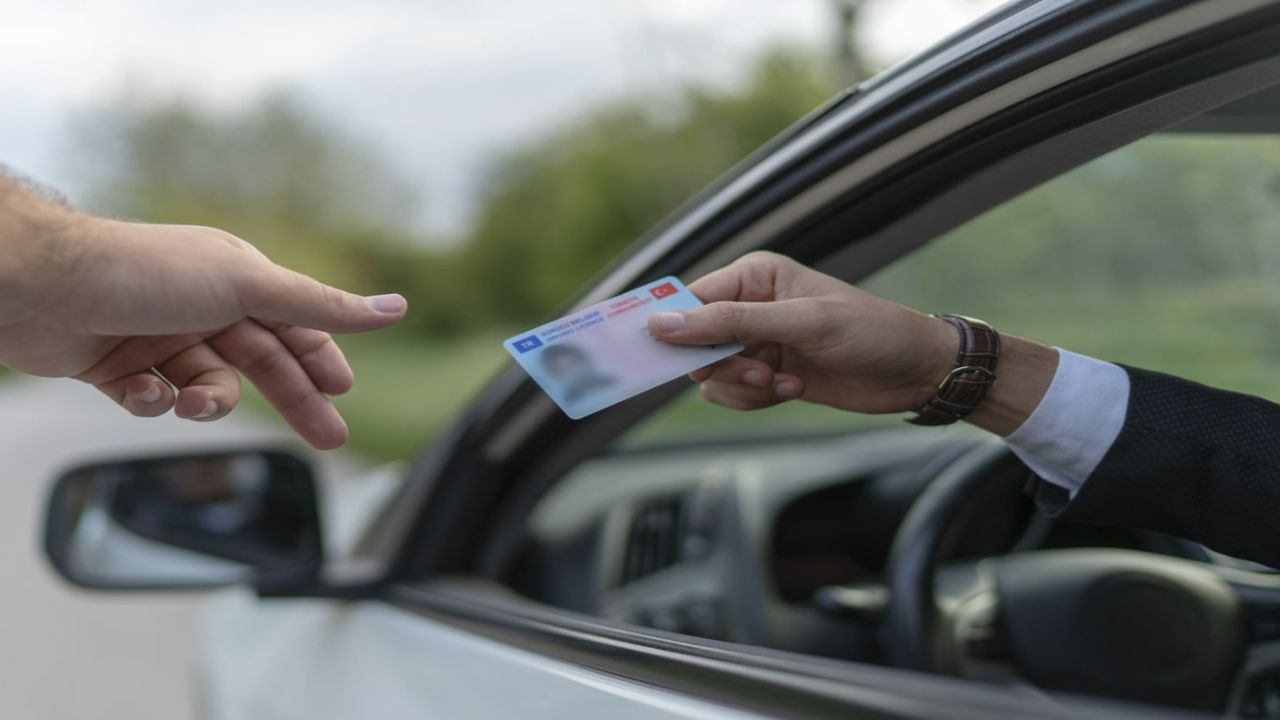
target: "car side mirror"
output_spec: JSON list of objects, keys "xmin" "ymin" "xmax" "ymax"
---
[{"xmin": 43, "ymin": 449, "xmax": 324, "ymax": 591}]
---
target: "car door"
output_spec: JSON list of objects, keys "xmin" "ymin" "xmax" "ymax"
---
[{"xmin": 128, "ymin": 0, "xmax": 1280, "ymax": 717}]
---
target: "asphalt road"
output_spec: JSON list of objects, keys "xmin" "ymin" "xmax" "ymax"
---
[{"xmin": 0, "ymin": 377, "xmax": 364, "ymax": 720}]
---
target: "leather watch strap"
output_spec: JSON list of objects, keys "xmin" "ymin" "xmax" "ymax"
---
[{"xmin": 906, "ymin": 315, "xmax": 1001, "ymax": 426}]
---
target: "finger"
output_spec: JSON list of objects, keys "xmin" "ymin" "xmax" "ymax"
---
[
  {"xmin": 685, "ymin": 251, "xmax": 799, "ymax": 304},
  {"xmin": 690, "ymin": 366, "xmax": 714, "ymax": 382},
  {"xmin": 155, "ymin": 342, "xmax": 241, "ymax": 422},
  {"xmin": 240, "ymin": 265, "xmax": 407, "ymax": 334},
  {"xmin": 208, "ymin": 320, "xmax": 348, "ymax": 450},
  {"xmin": 698, "ymin": 380, "xmax": 784, "ymax": 411},
  {"xmin": 773, "ymin": 372, "xmax": 805, "ymax": 400},
  {"xmin": 256, "ymin": 320, "xmax": 354, "ymax": 395},
  {"xmin": 93, "ymin": 371, "xmax": 177, "ymax": 418},
  {"xmin": 689, "ymin": 357, "xmax": 741, "ymax": 383},
  {"xmin": 698, "ymin": 372, "xmax": 805, "ymax": 410},
  {"xmin": 649, "ymin": 297, "xmax": 820, "ymax": 347},
  {"xmin": 76, "ymin": 334, "xmax": 207, "ymax": 385},
  {"xmin": 696, "ymin": 355, "xmax": 776, "ymax": 388}
]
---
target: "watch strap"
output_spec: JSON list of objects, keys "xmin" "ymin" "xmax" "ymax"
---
[{"xmin": 906, "ymin": 315, "xmax": 1001, "ymax": 426}]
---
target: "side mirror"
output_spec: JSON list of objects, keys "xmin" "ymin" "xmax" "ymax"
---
[{"xmin": 44, "ymin": 449, "xmax": 323, "ymax": 591}]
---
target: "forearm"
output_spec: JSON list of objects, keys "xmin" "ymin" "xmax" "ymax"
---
[
  {"xmin": 0, "ymin": 173, "xmax": 85, "ymax": 320},
  {"xmin": 1048, "ymin": 366, "xmax": 1280, "ymax": 567},
  {"xmin": 0, "ymin": 172, "xmax": 70, "ymax": 240}
]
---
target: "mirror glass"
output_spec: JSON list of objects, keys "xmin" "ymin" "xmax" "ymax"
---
[{"xmin": 45, "ymin": 450, "xmax": 322, "ymax": 588}]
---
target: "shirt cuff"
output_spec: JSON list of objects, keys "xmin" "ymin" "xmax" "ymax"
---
[{"xmin": 1004, "ymin": 349, "xmax": 1129, "ymax": 498}]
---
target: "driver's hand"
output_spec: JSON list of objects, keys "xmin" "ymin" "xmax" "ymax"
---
[
  {"xmin": 0, "ymin": 211, "xmax": 407, "ymax": 450},
  {"xmin": 647, "ymin": 252, "xmax": 956, "ymax": 415}
]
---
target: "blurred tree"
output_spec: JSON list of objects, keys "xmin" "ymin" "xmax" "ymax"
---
[
  {"xmin": 71, "ymin": 91, "xmax": 422, "ymax": 293},
  {"xmin": 68, "ymin": 90, "xmax": 493, "ymax": 336},
  {"xmin": 865, "ymin": 135, "xmax": 1280, "ymax": 308},
  {"xmin": 73, "ymin": 51, "xmax": 839, "ymax": 335},
  {"xmin": 463, "ymin": 48, "xmax": 836, "ymax": 323}
]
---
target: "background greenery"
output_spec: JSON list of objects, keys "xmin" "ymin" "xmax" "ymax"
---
[
  {"xmin": 628, "ymin": 132, "xmax": 1280, "ymax": 444},
  {"xmin": 75, "ymin": 45, "xmax": 1280, "ymax": 459},
  {"xmin": 75, "ymin": 50, "xmax": 834, "ymax": 460}
]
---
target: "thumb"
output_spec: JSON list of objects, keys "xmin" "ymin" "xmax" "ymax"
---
[
  {"xmin": 648, "ymin": 299, "xmax": 815, "ymax": 346},
  {"xmin": 243, "ymin": 266, "xmax": 408, "ymax": 333}
]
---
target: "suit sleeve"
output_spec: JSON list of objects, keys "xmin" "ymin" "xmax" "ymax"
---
[{"xmin": 1031, "ymin": 366, "xmax": 1280, "ymax": 569}]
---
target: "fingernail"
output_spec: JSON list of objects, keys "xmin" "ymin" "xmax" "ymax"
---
[
  {"xmin": 365, "ymin": 293, "xmax": 407, "ymax": 314},
  {"xmin": 775, "ymin": 380, "xmax": 800, "ymax": 398},
  {"xmin": 193, "ymin": 399, "xmax": 218, "ymax": 420},
  {"xmin": 742, "ymin": 369, "xmax": 766, "ymax": 387},
  {"xmin": 135, "ymin": 384, "xmax": 162, "ymax": 404},
  {"xmin": 650, "ymin": 312, "xmax": 685, "ymax": 332}
]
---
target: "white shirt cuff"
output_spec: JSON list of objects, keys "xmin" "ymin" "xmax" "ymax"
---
[{"xmin": 1004, "ymin": 349, "xmax": 1130, "ymax": 498}]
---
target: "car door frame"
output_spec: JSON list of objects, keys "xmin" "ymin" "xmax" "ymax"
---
[{"xmin": 328, "ymin": 1, "xmax": 1280, "ymax": 717}]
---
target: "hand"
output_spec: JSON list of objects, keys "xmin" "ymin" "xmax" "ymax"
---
[
  {"xmin": 647, "ymin": 252, "xmax": 1057, "ymax": 434},
  {"xmin": 646, "ymin": 252, "xmax": 956, "ymax": 414},
  {"xmin": 0, "ymin": 214, "xmax": 407, "ymax": 450}
]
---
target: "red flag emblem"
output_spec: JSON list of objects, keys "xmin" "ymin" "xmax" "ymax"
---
[{"xmin": 650, "ymin": 282, "xmax": 677, "ymax": 299}]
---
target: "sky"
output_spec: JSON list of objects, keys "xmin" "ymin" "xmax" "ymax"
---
[{"xmin": 0, "ymin": 0, "xmax": 1000, "ymax": 240}]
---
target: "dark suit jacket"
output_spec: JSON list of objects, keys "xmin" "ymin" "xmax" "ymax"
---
[{"xmin": 1031, "ymin": 366, "xmax": 1280, "ymax": 569}]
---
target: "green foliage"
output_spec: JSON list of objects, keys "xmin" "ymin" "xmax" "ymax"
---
[
  {"xmin": 77, "ymin": 53, "xmax": 1280, "ymax": 461},
  {"xmin": 461, "ymin": 48, "xmax": 835, "ymax": 323},
  {"xmin": 862, "ymin": 135, "xmax": 1280, "ymax": 322},
  {"xmin": 70, "ymin": 50, "xmax": 841, "ymax": 459},
  {"xmin": 311, "ymin": 331, "xmax": 513, "ymax": 459},
  {"xmin": 72, "ymin": 91, "xmax": 424, "ymax": 294},
  {"xmin": 72, "ymin": 44, "xmax": 1280, "ymax": 460},
  {"xmin": 861, "ymin": 133, "xmax": 1280, "ymax": 399}
]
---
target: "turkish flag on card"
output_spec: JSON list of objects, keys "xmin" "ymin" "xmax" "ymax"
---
[{"xmin": 650, "ymin": 282, "xmax": 677, "ymax": 299}]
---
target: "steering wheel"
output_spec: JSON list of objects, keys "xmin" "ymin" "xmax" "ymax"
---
[{"xmin": 881, "ymin": 439, "xmax": 1280, "ymax": 713}]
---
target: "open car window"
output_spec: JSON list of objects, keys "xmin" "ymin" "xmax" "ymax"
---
[{"xmin": 621, "ymin": 124, "xmax": 1280, "ymax": 449}]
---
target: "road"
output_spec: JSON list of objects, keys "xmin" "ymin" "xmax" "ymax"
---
[{"xmin": 0, "ymin": 377, "xmax": 365, "ymax": 720}]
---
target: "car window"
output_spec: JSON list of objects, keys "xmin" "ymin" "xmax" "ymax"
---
[{"xmin": 621, "ymin": 128, "xmax": 1280, "ymax": 447}]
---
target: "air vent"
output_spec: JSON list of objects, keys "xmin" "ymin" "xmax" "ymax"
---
[{"xmin": 619, "ymin": 496, "xmax": 686, "ymax": 586}]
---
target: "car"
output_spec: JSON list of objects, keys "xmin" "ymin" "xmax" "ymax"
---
[{"xmin": 39, "ymin": 0, "xmax": 1280, "ymax": 717}]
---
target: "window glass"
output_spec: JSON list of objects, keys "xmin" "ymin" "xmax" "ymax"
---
[{"xmin": 622, "ymin": 130, "xmax": 1280, "ymax": 447}]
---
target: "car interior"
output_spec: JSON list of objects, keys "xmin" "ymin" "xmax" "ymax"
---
[{"xmin": 492, "ymin": 64, "xmax": 1280, "ymax": 715}]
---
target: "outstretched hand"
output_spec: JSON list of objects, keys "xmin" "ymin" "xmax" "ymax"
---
[{"xmin": 0, "ymin": 215, "xmax": 406, "ymax": 450}]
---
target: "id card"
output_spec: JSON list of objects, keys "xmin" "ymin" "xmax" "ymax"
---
[{"xmin": 503, "ymin": 277, "xmax": 744, "ymax": 419}]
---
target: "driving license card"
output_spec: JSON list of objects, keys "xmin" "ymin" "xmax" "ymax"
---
[{"xmin": 504, "ymin": 277, "xmax": 744, "ymax": 419}]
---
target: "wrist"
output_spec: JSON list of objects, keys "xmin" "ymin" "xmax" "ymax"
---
[
  {"xmin": 903, "ymin": 315, "xmax": 1055, "ymax": 433},
  {"xmin": 964, "ymin": 334, "xmax": 1058, "ymax": 437},
  {"xmin": 909, "ymin": 313, "xmax": 963, "ymax": 407}
]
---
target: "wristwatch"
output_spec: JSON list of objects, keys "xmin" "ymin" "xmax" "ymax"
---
[{"xmin": 906, "ymin": 315, "xmax": 1001, "ymax": 426}]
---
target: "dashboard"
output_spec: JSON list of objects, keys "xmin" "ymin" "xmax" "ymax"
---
[{"xmin": 506, "ymin": 428, "xmax": 1188, "ymax": 662}]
